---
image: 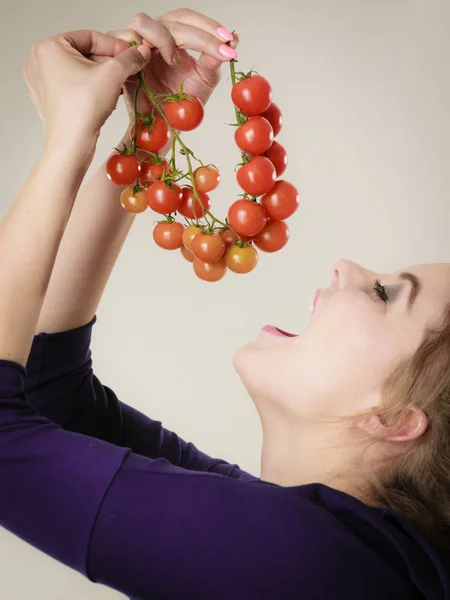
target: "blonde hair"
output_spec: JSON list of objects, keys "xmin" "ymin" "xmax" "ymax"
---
[{"xmin": 370, "ymin": 302, "xmax": 450, "ymax": 558}]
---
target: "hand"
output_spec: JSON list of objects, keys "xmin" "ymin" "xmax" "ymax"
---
[
  {"xmin": 107, "ymin": 10, "xmax": 239, "ymax": 126},
  {"xmin": 23, "ymin": 30, "xmax": 151, "ymax": 147}
]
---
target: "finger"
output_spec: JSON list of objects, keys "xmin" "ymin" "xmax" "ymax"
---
[
  {"xmin": 105, "ymin": 28, "xmax": 144, "ymax": 46},
  {"xmin": 56, "ymin": 30, "xmax": 130, "ymax": 58},
  {"xmin": 157, "ymin": 8, "xmax": 235, "ymax": 44},
  {"xmin": 159, "ymin": 21, "xmax": 237, "ymax": 63},
  {"xmin": 128, "ymin": 13, "xmax": 177, "ymax": 65},
  {"xmin": 104, "ymin": 44, "xmax": 151, "ymax": 83},
  {"xmin": 197, "ymin": 31, "xmax": 239, "ymax": 76}
]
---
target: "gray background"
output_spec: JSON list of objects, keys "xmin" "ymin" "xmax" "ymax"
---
[{"xmin": 1, "ymin": 0, "xmax": 449, "ymax": 597}]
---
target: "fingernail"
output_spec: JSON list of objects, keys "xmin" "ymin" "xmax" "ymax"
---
[
  {"xmin": 171, "ymin": 50, "xmax": 181, "ymax": 65},
  {"xmin": 216, "ymin": 26, "xmax": 234, "ymax": 42},
  {"xmin": 120, "ymin": 86, "xmax": 125, "ymax": 95},
  {"xmin": 219, "ymin": 44, "xmax": 238, "ymax": 60}
]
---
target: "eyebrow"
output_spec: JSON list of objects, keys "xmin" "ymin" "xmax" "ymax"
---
[{"xmin": 399, "ymin": 272, "xmax": 421, "ymax": 310}]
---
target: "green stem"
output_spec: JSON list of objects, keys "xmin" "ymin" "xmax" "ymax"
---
[
  {"xmin": 229, "ymin": 59, "xmax": 243, "ymax": 127},
  {"xmin": 132, "ymin": 83, "xmax": 140, "ymax": 154},
  {"xmin": 138, "ymin": 74, "xmax": 235, "ymax": 235}
]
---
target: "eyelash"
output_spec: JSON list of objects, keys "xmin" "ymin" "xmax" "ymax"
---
[{"xmin": 373, "ymin": 279, "xmax": 388, "ymax": 303}]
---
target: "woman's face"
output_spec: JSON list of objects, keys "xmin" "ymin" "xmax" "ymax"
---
[{"xmin": 234, "ymin": 260, "xmax": 450, "ymax": 421}]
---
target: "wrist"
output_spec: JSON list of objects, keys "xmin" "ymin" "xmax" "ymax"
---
[{"xmin": 44, "ymin": 132, "xmax": 97, "ymax": 170}]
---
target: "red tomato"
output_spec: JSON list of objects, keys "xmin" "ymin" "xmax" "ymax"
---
[
  {"xmin": 131, "ymin": 117, "xmax": 170, "ymax": 153},
  {"xmin": 253, "ymin": 219, "xmax": 290, "ymax": 253},
  {"xmin": 147, "ymin": 182, "xmax": 182, "ymax": 214},
  {"xmin": 225, "ymin": 245, "xmax": 258, "ymax": 274},
  {"xmin": 235, "ymin": 116, "xmax": 274, "ymax": 156},
  {"xmin": 106, "ymin": 154, "xmax": 140, "ymax": 186},
  {"xmin": 139, "ymin": 160, "xmax": 170, "ymax": 184},
  {"xmin": 219, "ymin": 229, "xmax": 251, "ymax": 245},
  {"xmin": 182, "ymin": 225, "xmax": 203, "ymax": 251},
  {"xmin": 153, "ymin": 222, "xmax": 185, "ymax": 250},
  {"xmin": 193, "ymin": 258, "xmax": 227, "ymax": 282},
  {"xmin": 261, "ymin": 181, "xmax": 300, "ymax": 221},
  {"xmin": 194, "ymin": 166, "xmax": 220, "ymax": 193},
  {"xmin": 164, "ymin": 96, "xmax": 204, "ymax": 131},
  {"xmin": 236, "ymin": 156, "xmax": 276, "ymax": 196},
  {"xmin": 264, "ymin": 141, "xmax": 288, "ymax": 177},
  {"xmin": 120, "ymin": 187, "xmax": 148, "ymax": 213},
  {"xmin": 227, "ymin": 199, "xmax": 267, "ymax": 237},
  {"xmin": 178, "ymin": 187, "xmax": 211, "ymax": 219},
  {"xmin": 180, "ymin": 246, "xmax": 194, "ymax": 263},
  {"xmin": 260, "ymin": 103, "xmax": 283, "ymax": 137},
  {"xmin": 191, "ymin": 233, "xmax": 226, "ymax": 262},
  {"xmin": 231, "ymin": 75, "xmax": 273, "ymax": 116}
]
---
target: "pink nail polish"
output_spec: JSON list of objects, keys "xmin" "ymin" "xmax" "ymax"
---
[
  {"xmin": 216, "ymin": 26, "xmax": 234, "ymax": 42},
  {"xmin": 219, "ymin": 44, "xmax": 238, "ymax": 60}
]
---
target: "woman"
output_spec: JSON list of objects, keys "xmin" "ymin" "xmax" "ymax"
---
[{"xmin": 0, "ymin": 8, "xmax": 449, "ymax": 600}]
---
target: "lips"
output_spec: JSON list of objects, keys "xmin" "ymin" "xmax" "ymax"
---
[{"xmin": 262, "ymin": 325, "xmax": 297, "ymax": 338}]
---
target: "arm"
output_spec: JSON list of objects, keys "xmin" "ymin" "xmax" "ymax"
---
[
  {"xmin": 0, "ymin": 362, "xmax": 348, "ymax": 599},
  {"xmin": 0, "ymin": 31, "xmax": 150, "ymax": 364},
  {"xmin": 34, "ymin": 129, "xmax": 137, "ymax": 334},
  {"xmin": 26, "ymin": 13, "xmax": 247, "ymax": 474},
  {"xmin": 36, "ymin": 11, "xmax": 239, "ymax": 334},
  {"xmin": 26, "ymin": 317, "xmax": 256, "ymax": 480}
]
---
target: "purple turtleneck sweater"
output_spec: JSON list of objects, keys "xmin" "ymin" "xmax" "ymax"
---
[{"xmin": 0, "ymin": 317, "xmax": 448, "ymax": 599}]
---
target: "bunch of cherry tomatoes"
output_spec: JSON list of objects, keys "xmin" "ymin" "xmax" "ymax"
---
[{"xmin": 106, "ymin": 58, "xmax": 299, "ymax": 282}]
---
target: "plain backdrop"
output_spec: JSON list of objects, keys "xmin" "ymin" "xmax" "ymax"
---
[{"xmin": 1, "ymin": 0, "xmax": 449, "ymax": 597}]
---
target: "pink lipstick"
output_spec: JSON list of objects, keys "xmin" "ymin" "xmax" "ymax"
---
[{"xmin": 262, "ymin": 325, "xmax": 297, "ymax": 338}]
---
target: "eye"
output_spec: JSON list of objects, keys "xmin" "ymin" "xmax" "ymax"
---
[{"xmin": 373, "ymin": 279, "xmax": 388, "ymax": 303}]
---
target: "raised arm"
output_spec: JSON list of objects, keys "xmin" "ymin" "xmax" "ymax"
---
[
  {"xmin": 0, "ymin": 31, "xmax": 150, "ymax": 364},
  {"xmin": 36, "ymin": 11, "xmax": 239, "ymax": 334}
]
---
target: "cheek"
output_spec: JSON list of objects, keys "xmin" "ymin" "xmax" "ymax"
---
[{"xmin": 308, "ymin": 296, "xmax": 405, "ymax": 389}]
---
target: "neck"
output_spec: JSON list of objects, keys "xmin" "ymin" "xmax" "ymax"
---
[{"xmin": 258, "ymin": 408, "xmax": 372, "ymax": 502}]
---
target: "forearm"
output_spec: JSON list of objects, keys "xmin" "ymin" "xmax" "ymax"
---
[
  {"xmin": 0, "ymin": 140, "xmax": 94, "ymax": 364},
  {"xmin": 36, "ymin": 130, "xmax": 164, "ymax": 334}
]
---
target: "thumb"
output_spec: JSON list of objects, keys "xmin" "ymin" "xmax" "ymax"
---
[{"xmin": 105, "ymin": 44, "xmax": 151, "ymax": 83}]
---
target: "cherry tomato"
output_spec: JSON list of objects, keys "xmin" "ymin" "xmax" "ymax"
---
[
  {"xmin": 253, "ymin": 219, "xmax": 290, "ymax": 253},
  {"xmin": 131, "ymin": 117, "xmax": 170, "ymax": 153},
  {"xmin": 193, "ymin": 258, "xmax": 227, "ymax": 282},
  {"xmin": 261, "ymin": 181, "xmax": 300, "ymax": 221},
  {"xmin": 235, "ymin": 116, "xmax": 274, "ymax": 156},
  {"xmin": 181, "ymin": 246, "xmax": 194, "ymax": 263},
  {"xmin": 194, "ymin": 166, "xmax": 220, "ymax": 193},
  {"xmin": 231, "ymin": 75, "xmax": 273, "ymax": 116},
  {"xmin": 182, "ymin": 225, "xmax": 203, "ymax": 251},
  {"xmin": 219, "ymin": 229, "xmax": 251, "ymax": 245},
  {"xmin": 236, "ymin": 156, "xmax": 276, "ymax": 196},
  {"xmin": 120, "ymin": 187, "xmax": 148, "ymax": 213},
  {"xmin": 106, "ymin": 154, "xmax": 140, "ymax": 186},
  {"xmin": 260, "ymin": 103, "xmax": 283, "ymax": 137},
  {"xmin": 264, "ymin": 141, "xmax": 288, "ymax": 177},
  {"xmin": 178, "ymin": 187, "xmax": 211, "ymax": 219},
  {"xmin": 147, "ymin": 182, "xmax": 182, "ymax": 214},
  {"xmin": 191, "ymin": 233, "xmax": 226, "ymax": 262},
  {"xmin": 227, "ymin": 199, "xmax": 267, "ymax": 237},
  {"xmin": 139, "ymin": 160, "xmax": 170, "ymax": 184},
  {"xmin": 153, "ymin": 222, "xmax": 184, "ymax": 250},
  {"xmin": 225, "ymin": 245, "xmax": 258, "ymax": 274},
  {"xmin": 164, "ymin": 96, "xmax": 204, "ymax": 131}
]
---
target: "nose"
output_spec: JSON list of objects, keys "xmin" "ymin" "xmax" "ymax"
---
[{"xmin": 333, "ymin": 259, "xmax": 373, "ymax": 291}]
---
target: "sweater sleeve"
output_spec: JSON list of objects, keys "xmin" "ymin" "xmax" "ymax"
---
[
  {"xmin": 0, "ymin": 361, "xmax": 331, "ymax": 599},
  {"xmin": 25, "ymin": 318, "xmax": 256, "ymax": 481}
]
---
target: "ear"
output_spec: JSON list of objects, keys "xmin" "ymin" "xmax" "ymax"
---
[{"xmin": 356, "ymin": 407, "xmax": 428, "ymax": 443}]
